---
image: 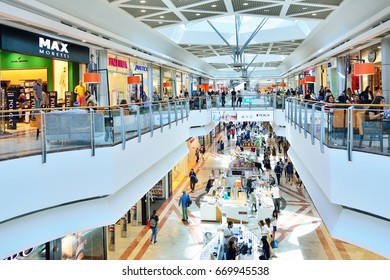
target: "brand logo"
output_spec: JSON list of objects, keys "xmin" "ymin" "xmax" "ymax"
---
[
  {"xmin": 109, "ymin": 58, "xmax": 128, "ymax": 69},
  {"xmin": 133, "ymin": 64, "xmax": 148, "ymax": 72},
  {"xmin": 39, "ymin": 37, "xmax": 69, "ymax": 59},
  {"xmin": 11, "ymin": 57, "xmax": 29, "ymax": 63}
]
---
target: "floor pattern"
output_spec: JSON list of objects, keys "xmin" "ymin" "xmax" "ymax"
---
[{"xmin": 108, "ymin": 132, "xmax": 386, "ymax": 260}]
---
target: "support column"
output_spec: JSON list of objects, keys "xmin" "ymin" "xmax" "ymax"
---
[
  {"xmin": 337, "ymin": 56, "xmax": 346, "ymax": 96},
  {"xmin": 97, "ymin": 50, "xmax": 108, "ymax": 106},
  {"xmin": 148, "ymin": 62, "xmax": 153, "ymax": 97},
  {"xmin": 382, "ymin": 36, "xmax": 390, "ymax": 101}
]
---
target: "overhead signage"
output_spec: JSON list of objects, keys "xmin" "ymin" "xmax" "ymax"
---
[
  {"xmin": 212, "ymin": 110, "xmax": 274, "ymax": 122},
  {"xmin": 0, "ymin": 24, "xmax": 89, "ymax": 63},
  {"xmin": 133, "ymin": 64, "xmax": 148, "ymax": 72},
  {"xmin": 109, "ymin": 57, "xmax": 128, "ymax": 69}
]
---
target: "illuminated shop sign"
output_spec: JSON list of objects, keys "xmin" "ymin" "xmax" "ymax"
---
[
  {"xmin": 0, "ymin": 24, "xmax": 89, "ymax": 63},
  {"xmin": 109, "ymin": 57, "xmax": 128, "ymax": 69},
  {"xmin": 39, "ymin": 37, "xmax": 69, "ymax": 59},
  {"xmin": 133, "ymin": 64, "xmax": 148, "ymax": 72}
]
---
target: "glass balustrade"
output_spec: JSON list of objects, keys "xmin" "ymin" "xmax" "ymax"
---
[{"xmin": 2, "ymin": 93, "xmax": 387, "ymax": 162}]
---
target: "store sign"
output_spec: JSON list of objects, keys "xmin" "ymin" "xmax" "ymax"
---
[
  {"xmin": 0, "ymin": 24, "xmax": 89, "ymax": 63},
  {"xmin": 39, "ymin": 37, "xmax": 69, "ymax": 59},
  {"xmin": 133, "ymin": 64, "xmax": 148, "ymax": 72},
  {"xmin": 109, "ymin": 57, "xmax": 128, "ymax": 69},
  {"xmin": 6, "ymin": 90, "xmax": 17, "ymax": 129}
]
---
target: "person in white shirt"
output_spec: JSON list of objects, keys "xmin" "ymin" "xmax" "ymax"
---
[
  {"xmin": 248, "ymin": 188, "xmax": 257, "ymax": 213},
  {"xmin": 224, "ymin": 221, "xmax": 234, "ymax": 247},
  {"xmin": 271, "ymin": 184, "xmax": 282, "ymax": 213}
]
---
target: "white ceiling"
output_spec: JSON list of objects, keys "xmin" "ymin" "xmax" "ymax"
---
[{"xmin": 1, "ymin": 0, "xmax": 390, "ymax": 79}]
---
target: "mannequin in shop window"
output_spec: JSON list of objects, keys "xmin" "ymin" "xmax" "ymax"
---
[{"xmin": 59, "ymin": 66, "xmax": 67, "ymax": 100}]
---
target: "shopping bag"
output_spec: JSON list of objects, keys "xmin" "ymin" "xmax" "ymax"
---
[{"xmin": 270, "ymin": 240, "xmax": 278, "ymax": 249}]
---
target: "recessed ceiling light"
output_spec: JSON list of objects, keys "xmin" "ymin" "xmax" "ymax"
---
[
  {"xmin": 160, "ymin": 16, "xmax": 164, "ymax": 18},
  {"xmin": 141, "ymin": 10, "xmax": 146, "ymax": 12},
  {"xmin": 196, "ymin": 13, "xmax": 200, "ymax": 16},
  {"xmin": 212, "ymin": 4, "xmax": 217, "ymax": 7},
  {"xmin": 159, "ymin": 21, "xmax": 163, "ymax": 24},
  {"xmin": 243, "ymin": 3, "xmax": 248, "ymax": 5},
  {"xmin": 264, "ymin": 9, "xmax": 269, "ymax": 12},
  {"xmin": 140, "ymin": 0, "xmax": 146, "ymax": 3},
  {"xmin": 82, "ymin": 40, "xmax": 87, "ymax": 43},
  {"xmin": 302, "ymin": 7, "xmax": 308, "ymax": 10},
  {"xmin": 312, "ymin": 13, "xmax": 317, "ymax": 16}
]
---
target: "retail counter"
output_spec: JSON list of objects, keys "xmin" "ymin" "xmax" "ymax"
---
[{"xmin": 200, "ymin": 225, "xmax": 260, "ymax": 260}]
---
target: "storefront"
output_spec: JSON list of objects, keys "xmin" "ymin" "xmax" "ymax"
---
[
  {"xmin": 0, "ymin": 24, "xmax": 89, "ymax": 117},
  {"xmin": 162, "ymin": 68, "xmax": 174, "ymax": 98},
  {"xmin": 5, "ymin": 227, "xmax": 106, "ymax": 260},
  {"xmin": 360, "ymin": 45, "xmax": 382, "ymax": 91},
  {"xmin": 107, "ymin": 53, "xmax": 131, "ymax": 105},
  {"xmin": 152, "ymin": 65, "xmax": 161, "ymax": 97},
  {"xmin": 131, "ymin": 61, "xmax": 149, "ymax": 101}
]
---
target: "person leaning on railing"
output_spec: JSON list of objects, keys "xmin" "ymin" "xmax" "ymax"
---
[{"xmin": 365, "ymin": 96, "xmax": 390, "ymax": 152}]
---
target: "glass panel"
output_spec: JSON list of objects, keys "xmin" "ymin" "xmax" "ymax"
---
[
  {"xmin": 45, "ymin": 109, "xmax": 94, "ymax": 154},
  {"xmin": 161, "ymin": 101, "xmax": 170, "ymax": 127},
  {"xmin": 139, "ymin": 104, "xmax": 151, "ymax": 135},
  {"xmin": 0, "ymin": 110, "xmax": 42, "ymax": 161}
]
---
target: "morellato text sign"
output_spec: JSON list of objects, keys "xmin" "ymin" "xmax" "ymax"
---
[{"xmin": 0, "ymin": 24, "xmax": 89, "ymax": 63}]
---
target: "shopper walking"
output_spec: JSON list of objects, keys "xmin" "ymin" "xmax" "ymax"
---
[
  {"xmin": 271, "ymin": 184, "xmax": 282, "ymax": 213},
  {"xmin": 149, "ymin": 210, "xmax": 159, "ymax": 244},
  {"xmin": 189, "ymin": 169, "xmax": 197, "ymax": 193},
  {"xmin": 195, "ymin": 148, "xmax": 200, "ymax": 163},
  {"xmin": 178, "ymin": 190, "xmax": 191, "ymax": 221}
]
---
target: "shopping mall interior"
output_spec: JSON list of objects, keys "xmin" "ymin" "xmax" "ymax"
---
[{"xmin": 0, "ymin": 0, "xmax": 389, "ymax": 261}]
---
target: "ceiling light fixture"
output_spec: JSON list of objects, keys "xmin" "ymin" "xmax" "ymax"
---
[
  {"xmin": 140, "ymin": 0, "xmax": 146, "ymax": 3},
  {"xmin": 302, "ymin": 7, "xmax": 308, "ymax": 10},
  {"xmin": 264, "ymin": 9, "xmax": 269, "ymax": 12},
  {"xmin": 243, "ymin": 3, "xmax": 248, "ymax": 6},
  {"xmin": 196, "ymin": 13, "xmax": 200, "ymax": 16},
  {"xmin": 159, "ymin": 21, "xmax": 163, "ymax": 24},
  {"xmin": 312, "ymin": 13, "xmax": 317, "ymax": 16},
  {"xmin": 141, "ymin": 10, "xmax": 146, "ymax": 12},
  {"xmin": 212, "ymin": 4, "xmax": 217, "ymax": 7},
  {"xmin": 160, "ymin": 16, "xmax": 164, "ymax": 18}
]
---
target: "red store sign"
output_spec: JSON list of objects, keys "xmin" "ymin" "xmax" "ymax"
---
[{"xmin": 108, "ymin": 57, "xmax": 128, "ymax": 69}]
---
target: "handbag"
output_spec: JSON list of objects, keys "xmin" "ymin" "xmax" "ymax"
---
[
  {"xmin": 195, "ymin": 177, "xmax": 198, "ymax": 183},
  {"xmin": 270, "ymin": 240, "xmax": 278, "ymax": 249},
  {"xmin": 187, "ymin": 199, "xmax": 192, "ymax": 207}
]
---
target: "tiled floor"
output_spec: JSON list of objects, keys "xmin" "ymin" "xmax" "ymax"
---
[{"xmin": 107, "ymin": 131, "xmax": 387, "ymax": 261}]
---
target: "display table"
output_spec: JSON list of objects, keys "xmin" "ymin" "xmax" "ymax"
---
[
  {"xmin": 200, "ymin": 195, "xmax": 250, "ymax": 223},
  {"xmin": 200, "ymin": 225, "xmax": 260, "ymax": 260}
]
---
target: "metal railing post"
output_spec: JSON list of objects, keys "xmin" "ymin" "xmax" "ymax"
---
[
  {"xmin": 40, "ymin": 110, "xmax": 47, "ymax": 163},
  {"xmin": 180, "ymin": 100, "xmax": 184, "ymax": 123},
  {"xmin": 298, "ymin": 100, "xmax": 302, "ymax": 134},
  {"xmin": 304, "ymin": 102, "xmax": 308, "ymax": 139},
  {"xmin": 167, "ymin": 101, "xmax": 172, "ymax": 129},
  {"xmin": 149, "ymin": 104, "xmax": 154, "ymax": 137},
  {"xmin": 347, "ymin": 106, "xmax": 354, "ymax": 161},
  {"xmin": 174, "ymin": 101, "xmax": 178, "ymax": 126},
  {"xmin": 119, "ymin": 107, "xmax": 126, "ymax": 150},
  {"xmin": 311, "ymin": 104, "xmax": 316, "ymax": 145},
  {"xmin": 186, "ymin": 100, "xmax": 189, "ymax": 121},
  {"xmin": 320, "ymin": 105, "xmax": 325, "ymax": 153},
  {"xmin": 159, "ymin": 103, "xmax": 163, "ymax": 133},
  {"xmin": 136, "ymin": 106, "xmax": 141, "ymax": 143},
  {"xmin": 91, "ymin": 109, "xmax": 97, "ymax": 155}
]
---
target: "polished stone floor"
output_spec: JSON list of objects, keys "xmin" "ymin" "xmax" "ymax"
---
[{"xmin": 107, "ymin": 131, "xmax": 387, "ymax": 261}]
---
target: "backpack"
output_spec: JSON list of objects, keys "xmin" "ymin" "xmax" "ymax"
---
[
  {"xmin": 150, "ymin": 217, "xmax": 157, "ymax": 228},
  {"xmin": 187, "ymin": 195, "xmax": 192, "ymax": 207}
]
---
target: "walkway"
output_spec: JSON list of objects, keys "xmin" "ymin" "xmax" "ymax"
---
[{"xmin": 108, "ymin": 131, "xmax": 386, "ymax": 260}]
